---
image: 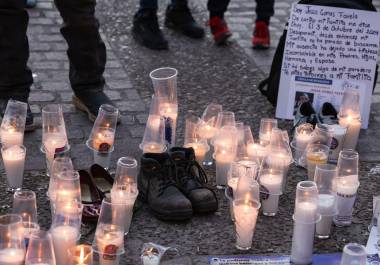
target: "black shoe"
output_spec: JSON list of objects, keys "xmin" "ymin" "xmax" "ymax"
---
[
  {"xmin": 169, "ymin": 147, "xmax": 218, "ymax": 214},
  {"xmin": 164, "ymin": 4, "xmax": 205, "ymax": 39},
  {"xmin": 318, "ymin": 102, "xmax": 338, "ymax": 125},
  {"xmin": 138, "ymin": 153, "xmax": 193, "ymax": 221},
  {"xmin": 0, "ymin": 98, "xmax": 38, "ymax": 132},
  {"xmin": 72, "ymin": 90, "xmax": 118, "ymax": 123},
  {"xmin": 293, "ymin": 101, "xmax": 318, "ymax": 128},
  {"xmin": 132, "ymin": 10, "xmax": 169, "ymax": 50}
]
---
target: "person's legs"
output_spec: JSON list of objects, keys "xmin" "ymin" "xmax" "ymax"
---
[
  {"xmin": 207, "ymin": 0, "xmax": 232, "ymax": 45},
  {"xmin": 54, "ymin": 0, "xmax": 115, "ymax": 122},
  {"xmin": 138, "ymin": 0, "xmax": 158, "ymax": 12},
  {"xmin": 252, "ymin": 0, "xmax": 274, "ymax": 48}
]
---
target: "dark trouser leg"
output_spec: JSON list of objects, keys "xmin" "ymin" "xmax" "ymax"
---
[
  {"xmin": 256, "ymin": 0, "xmax": 275, "ymax": 22},
  {"xmin": 0, "ymin": 0, "xmax": 32, "ymax": 101},
  {"xmin": 54, "ymin": 0, "xmax": 106, "ymax": 93},
  {"xmin": 139, "ymin": 0, "xmax": 158, "ymax": 12},
  {"xmin": 207, "ymin": 0, "xmax": 231, "ymax": 18}
]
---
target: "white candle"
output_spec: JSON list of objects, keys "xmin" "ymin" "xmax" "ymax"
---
[
  {"xmin": 247, "ymin": 143, "xmax": 267, "ymax": 161},
  {"xmin": 334, "ymin": 175, "xmax": 359, "ymax": 226},
  {"xmin": 197, "ymin": 124, "xmax": 216, "ymax": 140},
  {"xmin": 51, "ymin": 226, "xmax": 79, "ymax": 265},
  {"xmin": 93, "ymin": 128, "xmax": 115, "ymax": 151},
  {"xmin": 233, "ymin": 203, "xmax": 259, "ymax": 250},
  {"xmin": 259, "ymin": 173, "xmax": 283, "ymax": 216},
  {"xmin": 141, "ymin": 142, "xmax": 165, "ymax": 154},
  {"xmin": 0, "ymin": 128, "xmax": 23, "ymax": 148},
  {"xmin": 184, "ymin": 142, "xmax": 209, "ymax": 164},
  {"xmin": 95, "ymin": 227, "xmax": 124, "ymax": 265},
  {"xmin": 259, "ymin": 131, "xmax": 271, "ymax": 143},
  {"xmin": 291, "ymin": 201, "xmax": 317, "ymax": 265},
  {"xmin": 215, "ymin": 151, "xmax": 234, "ymax": 187},
  {"xmin": 316, "ymin": 194, "xmax": 336, "ymax": 238},
  {"xmin": 111, "ymin": 189, "xmax": 138, "ymax": 234},
  {"xmin": 0, "ymin": 248, "xmax": 25, "ymax": 265},
  {"xmin": 295, "ymin": 131, "xmax": 312, "ymax": 161},
  {"xmin": 339, "ymin": 116, "xmax": 361, "ymax": 150},
  {"xmin": 327, "ymin": 125, "xmax": 347, "ymax": 161},
  {"xmin": 2, "ymin": 145, "xmax": 26, "ymax": 189},
  {"xmin": 43, "ymin": 133, "xmax": 67, "ymax": 168},
  {"xmin": 306, "ymin": 151, "xmax": 328, "ymax": 181}
]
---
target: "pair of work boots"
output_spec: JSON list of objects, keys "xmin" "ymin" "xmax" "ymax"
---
[{"xmin": 138, "ymin": 147, "xmax": 218, "ymax": 221}]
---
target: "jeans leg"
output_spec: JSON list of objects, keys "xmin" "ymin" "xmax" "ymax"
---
[
  {"xmin": 139, "ymin": 0, "xmax": 158, "ymax": 11},
  {"xmin": 207, "ymin": 0, "xmax": 231, "ymax": 18},
  {"xmin": 255, "ymin": 0, "xmax": 275, "ymax": 22},
  {"xmin": 0, "ymin": 0, "xmax": 32, "ymax": 100},
  {"xmin": 54, "ymin": 0, "xmax": 106, "ymax": 93}
]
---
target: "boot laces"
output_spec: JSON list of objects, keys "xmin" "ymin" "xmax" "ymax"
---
[
  {"xmin": 156, "ymin": 164, "xmax": 177, "ymax": 196},
  {"xmin": 176, "ymin": 159, "xmax": 208, "ymax": 186}
]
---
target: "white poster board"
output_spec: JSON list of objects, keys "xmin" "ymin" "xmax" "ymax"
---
[{"xmin": 276, "ymin": 4, "xmax": 380, "ymax": 129}]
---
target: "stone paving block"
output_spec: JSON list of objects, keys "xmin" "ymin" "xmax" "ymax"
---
[
  {"xmin": 125, "ymin": 89, "xmax": 141, "ymax": 100},
  {"xmin": 40, "ymin": 81, "xmax": 71, "ymax": 91},
  {"xmin": 70, "ymin": 113, "xmax": 93, "ymax": 127},
  {"xmin": 105, "ymin": 90, "xmax": 122, "ymax": 100},
  {"xmin": 36, "ymin": 1, "xmax": 54, "ymax": 9},
  {"xmin": 106, "ymin": 60, "xmax": 123, "ymax": 68},
  {"xmin": 107, "ymin": 79, "xmax": 134, "ymax": 90},
  {"xmin": 136, "ymin": 114, "xmax": 148, "ymax": 124},
  {"xmin": 30, "ymin": 104, "xmax": 41, "ymax": 114},
  {"xmin": 32, "ymin": 61, "xmax": 62, "ymax": 70},
  {"xmin": 38, "ymin": 34, "xmax": 63, "ymax": 42},
  {"xmin": 29, "ymin": 43, "xmax": 52, "ymax": 52},
  {"xmin": 104, "ymin": 69, "xmax": 129, "ymax": 79},
  {"xmin": 61, "ymin": 103, "xmax": 76, "ymax": 113},
  {"xmin": 29, "ymin": 18, "xmax": 55, "ymax": 25},
  {"xmin": 29, "ymin": 92, "xmax": 56, "ymax": 102},
  {"xmin": 119, "ymin": 115, "xmax": 136, "ymax": 125},
  {"xmin": 67, "ymin": 127, "xmax": 85, "ymax": 140},
  {"xmin": 116, "ymin": 100, "xmax": 146, "ymax": 112},
  {"xmin": 44, "ymin": 51, "xmax": 68, "ymax": 60},
  {"xmin": 128, "ymin": 125, "xmax": 145, "ymax": 138},
  {"xmin": 59, "ymin": 92, "xmax": 74, "ymax": 102}
]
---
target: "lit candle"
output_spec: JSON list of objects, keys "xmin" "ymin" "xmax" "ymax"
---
[
  {"xmin": 259, "ymin": 172, "xmax": 283, "ymax": 216},
  {"xmin": 51, "ymin": 226, "xmax": 79, "ymax": 265},
  {"xmin": 2, "ymin": 145, "xmax": 26, "ymax": 189},
  {"xmin": 0, "ymin": 127, "xmax": 23, "ymax": 148},
  {"xmin": 141, "ymin": 248, "xmax": 160, "ymax": 265},
  {"xmin": 233, "ymin": 197, "xmax": 260, "ymax": 250},
  {"xmin": 295, "ymin": 130, "xmax": 312, "ymax": 161},
  {"xmin": 111, "ymin": 189, "xmax": 138, "ymax": 234},
  {"xmin": 316, "ymin": 194, "xmax": 336, "ymax": 238},
  {"xmin": 69, "ymin": 245, "xmax": 93, "ymax": 265},
  {"xmin": 95, "ymin": 226, "xmax": 124, "ymax": 265},
  {"xmin": 334, "ymin": 175, "xmax": 359, "ymax": 227},
  {"xmin": 339, "ymin": 116, "xmax": 361, "ymax": 150},
  {"xmin": 197, "ymin": 124, "xmax": 216, "ymax": 140},
  {"xmin": 306, "ymin": 151, "xmax": 328, "ymax": 181},
  {"xmin": 93, "ymin": 128, "xmax": 115, "ymax": 151},
  {"xmin": 43, "ymin": 133, "xmax": 67, "ymax": 168},
  {"xmin": 259, "ymin": 131, "xmax": 271, "ymax": 143},
  {"xmin": 291, "ymin": 201, "xmax": 317, "ymax": 265},
  {"xmin": 184, "ymin": 142, "xmax": 209, "ymax": 164},
  {"xmin": 141, "ymin": 142, "xmax": 166, "ymax": 154},
  {"xmin": 327, "ymin": 125, "xmax": 347, "ymax": 161},
  {"xmin": 215, "ymin": 151, "xmax": 234, "ymax": 188},
  {"xmin": 0, "ymin": 248, "xmax": 25, "ymax": 265},
  {"xmin": 247, "ymin": 143, "xmax": 267, "ymax": 161}
]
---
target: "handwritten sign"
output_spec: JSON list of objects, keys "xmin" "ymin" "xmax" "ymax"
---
[{"xmin": 276, "ymin": 4, "xmax": 380, "ymax": 128}]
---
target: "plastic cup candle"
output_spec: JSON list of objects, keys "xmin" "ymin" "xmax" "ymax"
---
[
  {"xmin": 184, "ymin": 142, "xmax": 209, "ymax": 164},
  {"xmin": 111, "ymin": 187, "xmax": 138, "ymax": 234},
  {"xmin": 247, "ymin": 142, "xmax": 267, "ymax": 162},
  {"xmin": 142, "ymin": 247, "xmax": 160, "ymax": 265},
  {"xmin": 306, "ymin": 146, "xmax": 329, "ymax": 181},
  {"xmin": 339, "ymin": 116, "xmax": 361, "ymax": 150},
  {"xmin": 93, "ymin": 128, "xmax": 115, "ymax": 151},
  {"xmin": 233, "ymin": 198, "xmax": 260, "ymax": 250},
  {"xmin": 43, "ymin": 133, "xmax": 67, "ymax": 168},
  {"xmin": 197, "ymin": 123, "xmax": 217, "ymax": 140},
  {"xmin": 95, "ymin": 225, "xmax": 124, "ymax": 265},
  {"xmin": 327, "ymin": 125, "xmax": 347, "ymax": 161},
  {"xmin": 68, "ymin": 244, "xmax": 93, "ymax": 265},
  {"xmin": 0, "ymin": 248, "xmax": 25, "ymax": 265},
  {"xmin": 290, "ymin": 181, "xmax": 319, "ymax": 265},
  {"xmin": 51, "ymin": 225, "xmax": 79, "ymax": 265},
  {"xmin": 0, "ymin": 127, "xmax": 23, "ymax": 148},
  {"xmin": 259, "ymin": 170, "xmax": 283, "ymax": 216},
  {"xmin": 316, "ymin": 194, "xmax": 336, "ymax": 239},
  {"xmin": 334, "ymin": 175, "xmax": 359, "ymax": 227},
  {"xmin": 294, "ymin": 124, "xmax": 313, "ymax": 161},
  {"xmin": 141, "ymin": 142, "xmax": 166, "ymax": 154},
  {"xmin": 1, "ymin": 145, "xmax": 26, "ymax": 190},
  {"xmin": 215, "ymin": 150, "xmax": 235, "ymax": 188}
]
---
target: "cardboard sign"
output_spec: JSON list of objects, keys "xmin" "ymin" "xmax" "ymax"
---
[{"xmin": 277, "ymin": 4, "xmax": 380, "ymax": 129}]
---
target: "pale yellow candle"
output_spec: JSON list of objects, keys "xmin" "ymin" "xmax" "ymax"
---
[{"xmin": 339, "ymin": 116, "xmax": 361, "ymax": 150}]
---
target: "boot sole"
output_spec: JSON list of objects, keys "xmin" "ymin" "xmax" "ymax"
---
[
  {"xmin": 72, "ymin": 95, "xmax": 97, "ymax": 122},
  {"xmin": 131, "ymin": 28, "xmax": 169, "ymax": 50},
  {"xmin": 192, "ymin": 200, "xmax": 218, "ymax": 214},
  {"xmin": 165, "ymin": 20, "xmax": 205, "ymax": 39},
  {"xmin": 138, "ymin": 190, "xmax": 193, "ymax": 221}
]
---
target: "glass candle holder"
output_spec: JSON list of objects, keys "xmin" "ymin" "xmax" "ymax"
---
[
  {"xmin": 334, "ymin": 150, "xmax": 360, "ymax": 227},
  {"xmin": 92, "ymin": 198, "xmax": 125, "ymax": 265},
  {"xmin": 68, "ymin": 244, "xmax": 93, "ymax": 265},
  {"xmin": 233, "ymin": 199, "xmax": 261, "ymax": 250},
  {"xmin": 150, "ymin": 67, "xmax": 178, "ymax": 103},
  {"xmin": 258, "ymin": 169, "xmax": 284, "ymax": 217},
  {"xmin": 325, "ymin": 124, "xmax": 347, "ymax": 162},
  {"xmin": 293, "ymin": 123, "xmax": 313, "ymax": 163},
  {"xmin": 114, "ymin": 157, "xmax": 138, "ymax": 186},
  {"xmin": 306, "ymin": 144, "xmax": 330, "ymax": 181},
  {"xmin": 290, "ymin": 181, "xmax": 320, "ymax": 265},
  {"xmin": 1, "ymin": 145, "xmax": 26, "ymax": 192},
  {"xmin": 12, "ymin": 190, "xmax": 39, "ymax": 245},
  {"xmin": 259, "ymin": 118, "xmax": 278, "ymax": 144},
  {"xmin": 25, "ymin": 230, "xmax": 55, "ymax": 265},
  {"xmin": 0, "ymin": 214, "xmax": 25, "ymax": 265},
  {"xmin": 215, "ymin": 111, "xmax": 236, "ymax": 131},
  {"xmin": 314, "ymin": 164, "xmax": 337, "ymax": 239},
  {"xmin": 340, "ymin": 243, "xmax": 367, "ymax": 265},
  {"xmin": 0, "ymin": 100, "xmax": 27, "ymax": 148},
  {"xmin": 140, "ymin": 114, "xmax": 167, "ymax": 154}
]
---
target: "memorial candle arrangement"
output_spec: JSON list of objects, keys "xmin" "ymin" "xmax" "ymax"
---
[
  {"xmin": 0, "ymin": 100, "xmax": 27, "ymax": 148},
  {"xmin": 0, "ymin": 214, "xmax": 26, "ymax": 265},
  {"xmin": 338, "ymin": 89, "xmax": 362, "ymax": 150},
  {"xmin": 150, "ymin": 67, "xmax": 178, "ymax": 147},
  {"xmin": 86, "ymin": 104, "xmax": 119, "ymax": 169},
  {"xmin": 290, "ymin": 181, "xmax": 320, "ymax": 265},
  {"xmin": 334, "ymin": 150, "xmax": 360, "ymax": 227}
]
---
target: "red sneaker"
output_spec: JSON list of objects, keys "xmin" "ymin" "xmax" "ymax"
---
[
  {"xmin": 208, "ymin": 16, "xmax": 232, "ymax": 45},
  {"xmin": 252, "ymin": 20, "xmax": 270, "ymax": 49}
]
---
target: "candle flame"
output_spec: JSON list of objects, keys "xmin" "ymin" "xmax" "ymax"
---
[{"xmin": 79, "ymin": 246, "xmax": 85, "ymax": 262}]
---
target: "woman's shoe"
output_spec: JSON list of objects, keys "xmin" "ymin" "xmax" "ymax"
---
[{"xmin": 90, "ymin": 164, "xmax": 114, "ymax": 196}]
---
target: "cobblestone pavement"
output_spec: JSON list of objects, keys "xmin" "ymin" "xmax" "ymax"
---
[{"xmin": 0, "ymin": 0, "xmax": 379, "ymax": 264}]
